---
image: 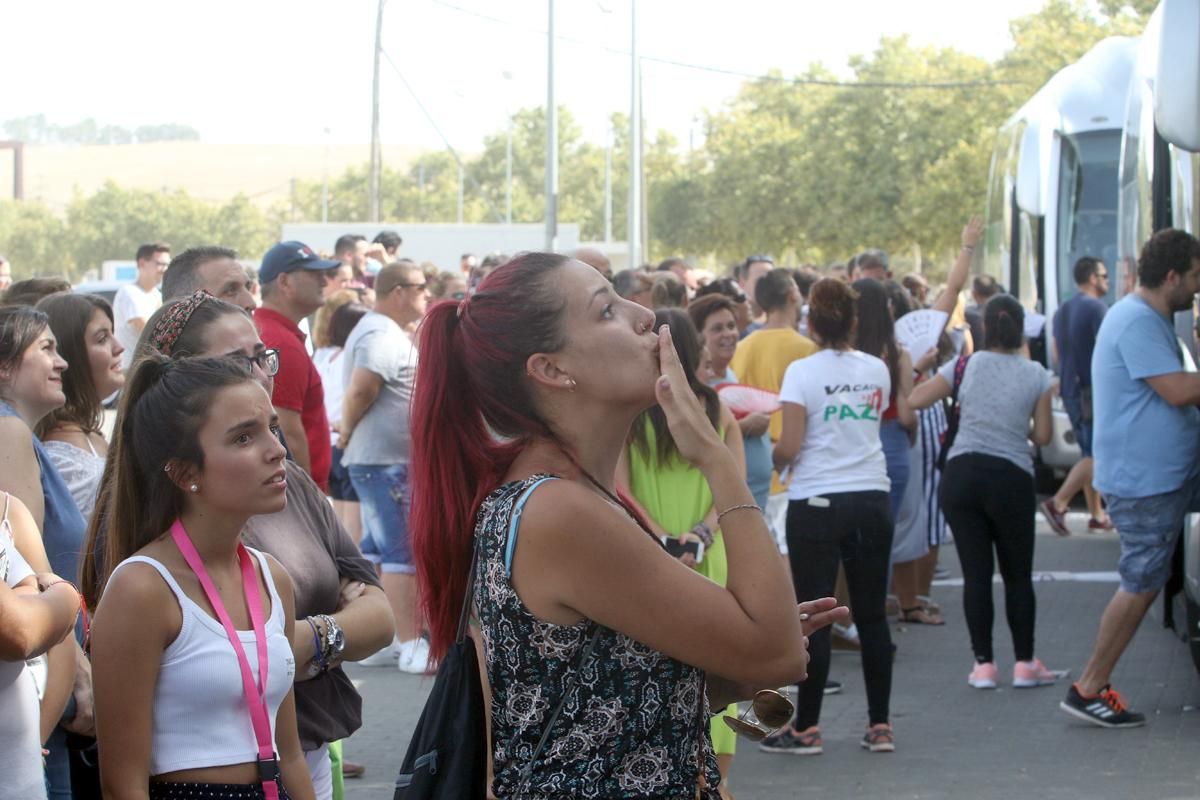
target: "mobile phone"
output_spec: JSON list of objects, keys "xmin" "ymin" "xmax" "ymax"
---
[{"xmin": 662, "ymin": 537, "xmax": 705, "ymax": 563}]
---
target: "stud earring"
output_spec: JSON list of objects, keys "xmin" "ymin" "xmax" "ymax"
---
[
  {"xmin": 189, "ymin": 484, "xmax": 199, "ymax": 493},
  {"xmin": 566, "ymin": 377, "xmax": 577, "ymax": 391}
]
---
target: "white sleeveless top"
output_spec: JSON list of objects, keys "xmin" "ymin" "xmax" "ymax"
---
[
  {"xmin": 0, "ymin": 493, "xmax": 47, "ymax": 799},
  {"xmin": 109, "ymin": 547, "xmax": 296, "ymax": 776}
]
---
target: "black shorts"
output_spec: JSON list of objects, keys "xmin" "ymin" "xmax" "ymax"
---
[{"xmin": 328, "ymin": 445, "xmax": 358, "ymax": 502}]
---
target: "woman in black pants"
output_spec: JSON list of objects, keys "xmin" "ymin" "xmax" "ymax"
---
[
  {"xmin": 763, "ymin": 278, "xmax": 897, "ymax": 755},
  {"xmin": 910, "ymin": 294, "xmax": 1066, "ymax": 690}
]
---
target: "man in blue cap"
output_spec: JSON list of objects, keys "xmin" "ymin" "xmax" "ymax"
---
[{"xmin": 253, "ymin": 240, "xmax": 341, "ymax": 490}]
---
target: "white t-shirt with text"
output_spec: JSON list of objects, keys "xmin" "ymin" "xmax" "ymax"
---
[{"xmin": 778, "ymin": 348, "xmax": 891, "ymax": 500}]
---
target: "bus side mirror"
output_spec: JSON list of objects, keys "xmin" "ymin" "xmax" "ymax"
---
[{"xmin": 1155, "ymin": 0, "xmax": 1200, "ymax": 151}]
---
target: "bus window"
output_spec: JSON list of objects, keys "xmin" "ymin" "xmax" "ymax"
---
[{"xmin": 1057, "ymin": 130, "xmax": 1121, "ymax": 306}]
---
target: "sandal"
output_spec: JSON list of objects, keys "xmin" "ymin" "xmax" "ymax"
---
[{"xmin": 900, "ymin": 606, "xmax": 945, "ymax": 626}]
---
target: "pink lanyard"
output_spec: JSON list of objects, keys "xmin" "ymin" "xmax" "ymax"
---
[{"xmin": 170, "ymin": 519, "xmax": 281, "ymax": 800}]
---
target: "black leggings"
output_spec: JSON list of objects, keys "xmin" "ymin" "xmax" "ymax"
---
[
  {"xmin": 786, "ymin": 491, "xmax": 894, "ymax": 728},
  {"xmin": 939, "ymin": 453, "xmax": 1036, "ymax": 663}
]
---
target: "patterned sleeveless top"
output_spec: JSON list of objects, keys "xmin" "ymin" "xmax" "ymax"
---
[{"xmin": 475, "ymin": 475, "xmax": 721, "ymax": 799}]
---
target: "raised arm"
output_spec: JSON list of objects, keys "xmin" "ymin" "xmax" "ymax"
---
[{"xmin": 933, "ymin": 216, "xmax": 984, "ymax": 316}]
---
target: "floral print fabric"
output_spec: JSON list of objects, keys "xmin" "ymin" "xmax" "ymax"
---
[{"xmin": 476, "ymin": 475, "xmax": 720, "ymax": 799}]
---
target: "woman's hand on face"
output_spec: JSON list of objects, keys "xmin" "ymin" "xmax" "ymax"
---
[{"xmin": 654, "ymin": 326, "xmax": 725, "ymax": 469}]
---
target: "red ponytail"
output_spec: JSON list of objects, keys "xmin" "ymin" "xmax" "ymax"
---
[{"xmin": 410, "ymin": 252, "xmax": 571, "ymax": 661}]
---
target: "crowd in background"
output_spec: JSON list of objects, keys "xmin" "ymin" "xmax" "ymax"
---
[{"xmin": 0, "ymin": 219, "xmax": 1198, "ymax": 798}]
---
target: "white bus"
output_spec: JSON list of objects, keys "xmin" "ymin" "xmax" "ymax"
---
[
  {"xmin": 1115, "ymin": 0, "xmax": 1200, "ymax": 671},
  {"xmin": 982, "ymin": 36, "xmax": 1139, "ymax": 477}
]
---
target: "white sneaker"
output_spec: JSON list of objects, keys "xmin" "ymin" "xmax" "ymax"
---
[
  {"xmin": 354, "ymin": 638, "xmax": 400, "ymax": 667},
  {"xmin": 397, "ymin": 638, "xmax": 431, "ymax": 674}
]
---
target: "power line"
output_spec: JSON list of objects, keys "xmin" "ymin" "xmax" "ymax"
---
[
  {"xmin": 427, "ymin": 0, "xmax": 1015, "ymax": 90},
  {"xmin": 379, "ymin": 48, "xmax": 506, "ymax": 223}
]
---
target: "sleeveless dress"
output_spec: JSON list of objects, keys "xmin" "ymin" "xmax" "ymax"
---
[
  {"xmin": 476, "ymin": 475, "xmax": 721, "ymax": 799},
  {"xmin": 624, "ymin": 419, "xmax": 738, "ymax": 756}
]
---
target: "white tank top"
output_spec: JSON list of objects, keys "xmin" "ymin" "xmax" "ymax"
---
[{"xmin": 109, "ymin": 548, "xmax": 296, "ymax": 776}]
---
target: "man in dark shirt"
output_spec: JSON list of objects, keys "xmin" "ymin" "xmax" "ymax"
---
[
  {"xmin": 1041, "ymin": 256, "xmax": 1111, "ymax": 534},
  {"xmin": 964, "ymin": 274, "xmax": 999, "ymax": 351}
]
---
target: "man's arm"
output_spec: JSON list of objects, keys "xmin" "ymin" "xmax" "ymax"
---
[
  {"xmin": 1145, "ymin": 372, "xmax": 1200, "ymax": 407},
  {"xmin": 339, "ymin": 367, "xmax": 384, "ymax": 448}
]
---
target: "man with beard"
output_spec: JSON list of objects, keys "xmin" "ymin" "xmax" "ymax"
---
[{"xmin": 1061, "ymin": 229, "xmax": 1200, "ymax": 729}]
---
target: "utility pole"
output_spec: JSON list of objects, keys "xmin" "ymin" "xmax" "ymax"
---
[
  {"xmin": 504, "ymin": 70, "xmax": 514, "ymax": 226},
  {"xmin": 545, "ymin": 0, "xmax": 558, "ymax": 252},
  {"xmin": 457, "ymin": 163, "xmax": 465, "ymax": 224},
  {"xmin": 628, "ymin": 0, "xmax": 642, "ymax": 269},
  {"xmin": 604, "ymin": 122, "xmax": 613, "ymax": 243},
  {"xmin": 321, "ymin": 127, "xmax": 330, "ymax": 224},
  {"xmin": 368, "ymin": 0, "xmax": 385, "ymax": 222}
]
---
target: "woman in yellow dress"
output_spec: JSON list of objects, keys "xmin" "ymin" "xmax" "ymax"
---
[{"xmin": 618, "ymin": 308, "xmax": 746, "ymax": 799}]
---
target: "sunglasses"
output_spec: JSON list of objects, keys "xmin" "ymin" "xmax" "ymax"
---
[
  {"xmin": 722, "ymin": 689, "xmax": 794, "ymax": 741},
  {"xmin": 231, "ymin": 348, "xmax": 280, "ymax": 377}
]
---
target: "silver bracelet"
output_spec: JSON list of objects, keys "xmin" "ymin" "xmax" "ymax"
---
[{"xmin": 716, "ymin": 503, "xmax": 762, "ymax": 524}]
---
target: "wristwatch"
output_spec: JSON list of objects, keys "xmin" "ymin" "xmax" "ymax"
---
[{"xmin": 318, "ymin": 614, "xmax": 345, "ymax": 667}]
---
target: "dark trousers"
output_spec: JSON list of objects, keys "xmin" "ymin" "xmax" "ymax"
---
[
  {"xmin": 786, "ymin": 490, "xmax": 894, "ymax": 728},
  {"xmin": 939, "ymin": 453, "xmax": 1037, "ymax": 663}
]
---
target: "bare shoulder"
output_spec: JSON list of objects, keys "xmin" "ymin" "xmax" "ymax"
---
[{"xmin": 96, "ymin": 558, "xmax": 181, "ymax": 646}]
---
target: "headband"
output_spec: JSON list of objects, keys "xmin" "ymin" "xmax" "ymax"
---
[{"xmin": 149, "ymin": 290, "xmax": 213, "ymax": 355}]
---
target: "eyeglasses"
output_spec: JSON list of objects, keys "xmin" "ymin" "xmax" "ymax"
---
[
  {"xmin": 722, "ymin": 689, "xmax": 794, "ymax": 741},
  {"xmin": 231, "ymin": 348, "xmax": 280, "ymax": 377}
]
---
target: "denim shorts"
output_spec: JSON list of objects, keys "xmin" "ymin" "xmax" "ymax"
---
[
  {"xmin": 348, "ymin": 463, "xmax": 414, "ymax": 573},
  {"xmin": 1106, "ymin": 479, "xmax": 1200, "ymax": 594},
  {"xmin": 1061, "ymin": 392, "xmax": 1092, "ymax": 458}
]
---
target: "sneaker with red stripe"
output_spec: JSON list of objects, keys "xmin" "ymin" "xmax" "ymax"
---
[{"xmin": 1059, "ymin": 683, "xmax": 1146, "ymax": 728}]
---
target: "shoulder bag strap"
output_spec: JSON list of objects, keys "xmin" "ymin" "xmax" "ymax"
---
[
  {"xmin": 171, "ymin": 520, "xmax": 281, "ymax": 800},
  {"xmin": 517, "ymin": 625, "xmax": 602, "ymax": 790}
]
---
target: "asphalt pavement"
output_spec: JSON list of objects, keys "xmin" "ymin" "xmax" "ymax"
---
[{"xmin": 340, "ymin": 512, "xmax": 1200, "ymax": 799}]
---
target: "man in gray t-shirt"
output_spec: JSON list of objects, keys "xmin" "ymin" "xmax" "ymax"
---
[{"xmin": 339, "ymin": 262, "xmax": 430, "ymax": 673}]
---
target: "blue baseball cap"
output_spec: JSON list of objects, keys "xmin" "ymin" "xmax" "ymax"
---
[{"xmin": 258, "ymin": 241, "xmax": 342, "ymax": 284}]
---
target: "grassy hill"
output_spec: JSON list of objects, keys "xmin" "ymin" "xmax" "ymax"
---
[{"xmin": 0, "ymin": 141, "xmax": 425, "ymax": 210}]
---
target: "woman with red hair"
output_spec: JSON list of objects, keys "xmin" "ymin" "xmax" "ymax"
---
[{"xmin": 410, "ymin": 253, "xmax": 838, "ymax": 798}]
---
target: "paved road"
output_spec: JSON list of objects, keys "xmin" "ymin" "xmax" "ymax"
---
[{"xmin": 340, "ymin": 513, "xmax": 1200, "ymax": 799}]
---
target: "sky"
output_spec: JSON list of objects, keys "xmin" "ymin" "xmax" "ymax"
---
[{"xmin": 0, "ymin": 0, "xmax": 1046, "ymax": 154}]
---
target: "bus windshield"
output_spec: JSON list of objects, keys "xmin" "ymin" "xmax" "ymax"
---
[{"xmin": 1057, "ymin": 130, "xmax": 1121, "ymax": 305}]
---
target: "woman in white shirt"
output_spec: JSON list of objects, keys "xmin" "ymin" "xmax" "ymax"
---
[
  {"xmin": 85, "ymin": 354, "xmax": 314, "ymax": 800},
  {"xmin": 765, "ymin": 277, "xmax": 896, "ymax": 756},
  {"xmin": 36, "ymin": 292, "xmax": 126, "ymax": 521}
]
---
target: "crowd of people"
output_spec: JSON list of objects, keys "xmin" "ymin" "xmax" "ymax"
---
[{"xmin": 0, "ymin": 219, "xmax": 1197, "ymax": 798}]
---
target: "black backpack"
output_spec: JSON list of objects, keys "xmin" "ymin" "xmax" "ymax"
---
[{"xmin": 393, "ymin": 540, "xmax": 488, "ymax": 799}]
